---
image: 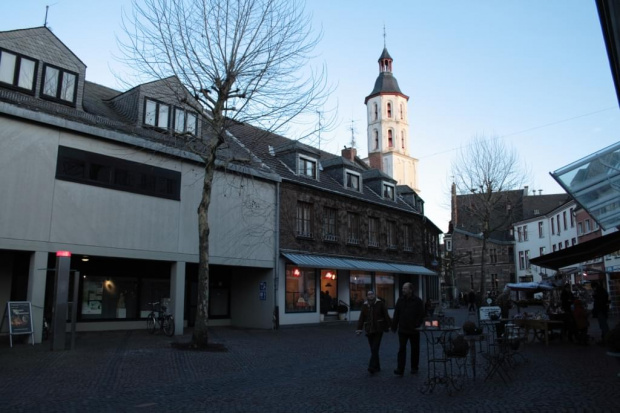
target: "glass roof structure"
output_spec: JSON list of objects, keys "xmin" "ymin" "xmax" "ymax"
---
[{"xmin": 551, "ymin": 141, "xmax": 620, "ymax": 231}]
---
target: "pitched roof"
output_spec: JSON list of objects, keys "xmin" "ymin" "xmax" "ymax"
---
[{"xmin": 227, "ymin": 121, "xmax": 430, "ymax": 217}]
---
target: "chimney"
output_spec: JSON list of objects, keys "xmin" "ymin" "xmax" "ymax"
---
[
  {"xmin": 341, "ymin": 147, "xmax": 357, "ymax": 162},
  {"xmin": 368, "ymin": 152, "xmax": 382, "ymax": 171},
  {"xmin": 538, "ymin": 190, "xmax": 542, "ymax": 195},
  {"xmin": 524, "ymin": 185, "xmax": 529, "ymax": 196}
]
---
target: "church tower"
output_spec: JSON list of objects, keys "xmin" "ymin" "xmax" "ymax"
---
[{"xmin": 364, "ymin": 47, "xmax": 419, "ymax": 192}]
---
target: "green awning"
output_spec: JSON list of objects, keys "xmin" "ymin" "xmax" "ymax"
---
[{"xmin": 281, "ymin": 252, "xmax": 437, "ymax": 276}]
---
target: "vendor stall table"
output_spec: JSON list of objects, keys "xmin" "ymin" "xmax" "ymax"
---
[{"xmin": 514, "ymin": 319, "xmax": 563, "ymax": 346}]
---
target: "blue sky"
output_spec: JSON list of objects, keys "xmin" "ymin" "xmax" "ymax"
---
[{"xmin": 2, "ymin": 0, "xmax": 619, "ymax": 232}]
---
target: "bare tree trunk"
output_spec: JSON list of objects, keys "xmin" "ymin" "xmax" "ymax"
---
[{"xmin": 192, "ymin": 142, "xmax": 219, "ymax": 346}]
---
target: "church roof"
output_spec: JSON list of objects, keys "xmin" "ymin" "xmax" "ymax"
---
[
  {"xmin": 379, "ymin": 47, "xmax": 392, "ymax": 60},
  {"xmin": 369, "ymin": 71, "xmax": 403, "ymax": 96}
]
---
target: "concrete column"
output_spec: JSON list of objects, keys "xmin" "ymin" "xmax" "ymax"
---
[
  {"xmin": 170, "ymin": 262, "xmax": 185, "ymax": 335},
  {"xmin": 27, "ymin": 251, "xmax": 48, "ymax": 344}
]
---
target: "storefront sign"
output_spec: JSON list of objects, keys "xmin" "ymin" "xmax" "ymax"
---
[
  {"xmin": 479, "ymin": 306, "xmax": 501, "ymax": 321},
  {"xmin": 1, "ymin": 301, "xmax": 35, "ymax": 347}
]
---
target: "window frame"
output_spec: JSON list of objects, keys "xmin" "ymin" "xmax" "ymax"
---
[
  {"xmin": 347, "ymin": 212, "xmax": 360, "ymax": 245},
  {"xmin": 368, "ymin": 217, "xmax": 380, "ymax": 247},
  {"xmin": 322, "ymin": 207, "xmax": 338, "ymax": 242},
  {"xmin": 40, "ymin": 63, "xmax": 78, "ymax": 105},
  {"xmin": 296, "ymin": 201, "xmax": 313, "ymax": 238},
  {"xmin": 298, "ymin": 155, "xmax": 318, "ymax": 179},
  {"xmin": 383, "ymin": 183, "xmax": 395, "ymax": 201},
  {"xmin": 0, "ymin": 48, "xmax": 38, "ymax": 94},
  {"xmin": 55, "ymin": 145, "xmax": 181, "ymax": 201},
  {"xmin": 386, "ymin": 220, "xmax": 397, "ymax": 249},
  {"xmin": 345, "ymin": 170, "xmax": 361, "ymax": 192},
  {"xmin": 173, "ymin": 107, "xmax": 198, "ymax": 135},
  {"xmin": 144, "ymin": 97, "xmax": 171, "ymax": 130}
]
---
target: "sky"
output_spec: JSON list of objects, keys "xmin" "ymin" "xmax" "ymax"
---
[{"xmin": 2, "ymin": 0, "xmax": 619, "ymax": 233}]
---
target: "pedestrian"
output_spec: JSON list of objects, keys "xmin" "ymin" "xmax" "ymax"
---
[
  {"xmin": 591, "ymin": 281, "xmax": 610, "ymax": 344},
  {"xmin": 391, "ymin": 282, "xmax": 425, "ymax": 376},
  {"xmin": 355, "ymin": 290, "xmax": 391, "ymax": 375},
  {"xmin": 573, "ymin": 299, "xmax": 589, "ymax": 345},
  {"xmin": 425, "ymin": 298, "xmax": 435, "ymax": 317},
  {"xmin": 468, "ymin": 289, "xmax": 477, "ymax": 313},
  {"xmin": 560, "ymin": 283, "xmax": 575, "ymax": 342}
]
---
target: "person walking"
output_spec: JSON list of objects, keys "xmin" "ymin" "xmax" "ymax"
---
[
  {"xmin": 591, "ymin": 281, "xmax": 610, "ymax": 344},
  {"xmin": 356, "ymin": 291, "xmax": 391, "ymax": 375},
  {"xmin": 467, "ymin": 290, "xmax": 477, "ymax": 313},
  {"xmin": 560, "ymin": 283, "xmax": 575, "ymax": 342},
  {"xmin": 391, "ymin": 282, "xmax": 424, "ymax": 376}
]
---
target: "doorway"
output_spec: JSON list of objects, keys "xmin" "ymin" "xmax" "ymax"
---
[{"xmin": 319, "ymin": 269, "xmax": 337, "ymax": 313}]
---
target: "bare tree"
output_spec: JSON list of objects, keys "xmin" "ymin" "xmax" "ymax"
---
[
  {"xmin": 451, "ymin": 136, "xmax": 527, "ymax": 297},
  {"xmin": 118, "ymin": 0, "xmax": 330, "ymax": 346}
]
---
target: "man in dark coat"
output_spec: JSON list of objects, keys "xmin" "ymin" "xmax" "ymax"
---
[
  {"xmin": 356, "ymin": 290, "xmax": 391, "ymax": 374},
  {"xmin": 391, "ymin": 282, "xmax": 424, "ymax": 375}
]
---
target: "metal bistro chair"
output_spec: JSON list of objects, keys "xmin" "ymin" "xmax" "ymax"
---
[{"xmin": 481, "ymin": 321, "xmax": 512, "ymax": 384}]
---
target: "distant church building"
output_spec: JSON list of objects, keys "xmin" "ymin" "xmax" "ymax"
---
[{"xmin": 364, "ymin": 47, "xmax": 420, "ymax": 193}]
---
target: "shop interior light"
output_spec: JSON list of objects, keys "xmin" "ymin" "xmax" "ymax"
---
[
  {"xmin": 81, "ymin": 256, "xmax": 89, "ymax": 262},
  {"xmin": 293, "ymin": 268, "xmax": 301, "ymax": 277}
]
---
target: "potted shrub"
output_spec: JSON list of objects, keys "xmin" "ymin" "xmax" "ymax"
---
[{"xmin": 337, "ymin": 304, "xmax": 348, "ymax": 320}]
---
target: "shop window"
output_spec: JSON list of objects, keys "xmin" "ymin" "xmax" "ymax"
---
[
  {"xmin": 375, "ymin": 273, "xmax": 395, "ymax": 308},
  {"xmin": 285, "ymin": 265, "xmax": 316, "ymax": 313},
  {"xmin": 139, "ymin": 278, "xmax": 171, "ymax": 317},
  {"xmin": 349, "ymin": 272, "xmax": 372, "ymax": 311},
  {"xmin": 80, "ymin": 276, "xmax": 139, "ymax": 320}
]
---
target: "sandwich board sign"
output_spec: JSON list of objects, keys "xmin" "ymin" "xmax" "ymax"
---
[{"xmin": 1, "ymin": 301, "xmax": 35, "ymax": 347}]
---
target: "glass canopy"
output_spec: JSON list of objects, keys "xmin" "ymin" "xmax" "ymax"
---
[{"xmin": 551, "ymin": 141, "xmax": 620, "ymax": 231}]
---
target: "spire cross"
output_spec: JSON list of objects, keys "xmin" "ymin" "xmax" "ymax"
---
[{"xmin": 383, "ymin": 24, "xmax": 386, "ymax": 48}]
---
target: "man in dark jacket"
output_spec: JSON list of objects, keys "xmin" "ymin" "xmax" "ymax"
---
[
  {"xmin": 391, "ymin": 282, "xmax": 424, "ymax": 375},
  {"xmin": 356, "ymin": 291, "xmax": 391, "ymax": 374}
]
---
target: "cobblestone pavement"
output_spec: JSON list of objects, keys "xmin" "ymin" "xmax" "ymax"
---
[{"xmin": 1, "ymin": 308, "xmax": 619, "ymax": 413}]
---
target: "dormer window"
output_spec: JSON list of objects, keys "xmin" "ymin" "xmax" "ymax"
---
[
  {"xmin": 298, "ymin": 155, "xmax": 317, "ymax": 179},
  {"xmin": 41, "ymin": 63, "xmax": 77, "ymax": 104},
  {"xmin": 0, "ymin": 48, "xmax": 37, "ymax": 93},
  {"xmin": 383, "ymin": 183, "xmax": 395, "ymax": 201},
  {"xmin": 173, "ymin": 107, "xmax": 197, "ymax": 135},
  {"xmin": 144, "ymin": 98, "xmax": 170, "ymax": 130},
  {"xmin": 345, "ymin": 170, "xmax": 361, "ymax": 192}
]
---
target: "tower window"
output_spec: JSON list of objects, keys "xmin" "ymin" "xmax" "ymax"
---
[
  {"xmin": 374, "ymin": 130, "xmax": 379, "ymax": 149},
  {"xmin": 388, "ymin": 130, "xmax": 393, "ymax": 148},
  {"xmin": 373, "ymin": 103, "xmax": 378, "ymax": 120},
  {"xmin": 387, "ymin": 102, "xmax": 392, "ymax": 118},
  {"xmin": 401, "ymin": 131, "xmax": 405, "ymax": 149},
  {"xmin": 400, "ymin": 104, "xmax": 403, "ymax": 120}
]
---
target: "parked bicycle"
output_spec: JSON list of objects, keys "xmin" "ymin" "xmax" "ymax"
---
[{"xmin": 146, "ymin": 302, "xmax": 175, "ymax": 337}]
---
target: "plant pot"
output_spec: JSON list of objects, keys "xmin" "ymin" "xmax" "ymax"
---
[{"xmin": 338, "ymin": 313, "xmax": 346, "ymax": 321}]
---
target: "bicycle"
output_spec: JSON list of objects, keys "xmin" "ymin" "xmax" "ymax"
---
[{"xmin": 146, "ymin": 302, "xmax": 175, "ymax": 337}]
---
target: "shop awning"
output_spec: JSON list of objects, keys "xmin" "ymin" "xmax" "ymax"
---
[
  {"xmin": 529, "ymin": 230, "xmax": 620, "ymax": 270},
  {"xmin": 281, "ymin": 252, "xmax": 437, "ymax": 276}
]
